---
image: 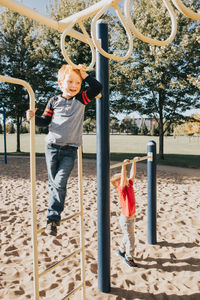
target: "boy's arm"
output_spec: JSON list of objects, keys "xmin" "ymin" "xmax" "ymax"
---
[
  {"xmin": 76, "ymin": 75, "xmax": 102, "ymax": 104},
  {"xmin": 129, "ymin": 159, "xmax": 137, "ymax": 182},
  {"xmin": 120, "ymin": 160, "xmax": 129, "ymax": 188},
  {"xmin": 26, "ymin": 97, "xmax": 55, "ymax": 127},
  {"xmin": 84, "ymin": 75, "xmax": 103, "ymax": 99}
]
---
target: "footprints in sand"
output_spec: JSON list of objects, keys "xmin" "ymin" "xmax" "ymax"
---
[
  {"xmin": 4, "ymin": 245, "xmax": 19, "ymax": 257},
  {"xmin": 1, "ymin": 158, "xmax": 200, "ymax": 299}
]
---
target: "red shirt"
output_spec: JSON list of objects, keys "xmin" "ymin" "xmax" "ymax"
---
[{"xmin": 117, "ymin": 179, "xmax": 136, "ymax": 217}]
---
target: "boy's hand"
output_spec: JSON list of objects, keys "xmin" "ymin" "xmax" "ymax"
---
[
  {"xmin": 123, "ymin": 159, "xmax": 130, "ymax": 163},
  {"xmin": 78, "ymin": 64, "xmax": 88, "ymax": 80},
  {"xmin": 134, "ymin": 156, "xmax": 140, "ymax": 162},
  {"xmin": 26, "ymin": 109, "xmax": 36, "ymax": 121},
  {"xmin": 122, "ymin": 159, "xmax": 130, "ymax": 169}
]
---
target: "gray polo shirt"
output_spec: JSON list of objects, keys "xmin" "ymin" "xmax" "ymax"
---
[
  {"xmin": 46, "ymin": 95, "xmax": 85, "ymax": 147},
  {"xmin": 35, "ymin": 75, "xmax": 102, "ymax": 147}
]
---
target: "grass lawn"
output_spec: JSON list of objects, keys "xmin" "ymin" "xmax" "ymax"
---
[{"xmin": 0, "ymin": 133, "xmax": 200, "ymax": 169}]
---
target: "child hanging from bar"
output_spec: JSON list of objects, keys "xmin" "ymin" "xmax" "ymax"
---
[{"xmin": 111, "ymin": 158, "xmax": 140, "ymax": 267}]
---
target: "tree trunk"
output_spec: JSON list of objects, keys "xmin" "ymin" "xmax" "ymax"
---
[
  {"xmin": 158, "ymin": 91, "xmax": 164, "ymax": 160},
  {"xmin": 159, "ymin": 126, "xmax": 164, "ymax": 159},
  {"xmin": 16, "ymin": 116, "xmax": 21, "ymax": 152}
]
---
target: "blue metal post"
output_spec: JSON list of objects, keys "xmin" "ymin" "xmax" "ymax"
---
[
  {"xmin": 0, "ymin": 102, "xmax": 7, "ymax": 164},
  {"xmin": 96, "ymin": 20, "xmax": 110, "ymax": 293},
  {"xmin": 147, "ymin": 140, "xmax": 157, "ymax": 244}
]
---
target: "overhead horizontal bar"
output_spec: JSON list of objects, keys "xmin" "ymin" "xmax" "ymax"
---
[{"xmin": 110, "ymin": 153, "xmax": 153, "ymax": 169}]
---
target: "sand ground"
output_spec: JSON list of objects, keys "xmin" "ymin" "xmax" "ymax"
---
[{"xmin": 0, "ymin": 156, "xmax": 200, "ymax": 300}]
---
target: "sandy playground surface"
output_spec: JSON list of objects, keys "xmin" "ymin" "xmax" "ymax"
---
[{"xmin": 0, "ymin": 156, "xmax": 200, "ymax": 300}]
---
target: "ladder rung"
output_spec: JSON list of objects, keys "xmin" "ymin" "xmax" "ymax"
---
[
  {"xmin": 62, "ymin": 283, "xmax": 83, "ymax": 300},
  {"xmin": 37, "ymin": 212, "xmax": 81, "ymax": 234},
  {"xmin": 39, "ymin": 248, "xmax": 82, "ymax": 278},
  {"xmin": 60, "ymin": 212, "xmax": 81, "ymax": 225}
]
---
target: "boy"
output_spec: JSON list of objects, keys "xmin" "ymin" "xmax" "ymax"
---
[
  {"xmin": 27, "ymin": 64, "xmax": 102, "ymax": 236},
  {"xmin": 111, "ymin": 158, "xmax": 139, "ymax": 267}
]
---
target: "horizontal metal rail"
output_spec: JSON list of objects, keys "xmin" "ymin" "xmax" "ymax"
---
[
  {"xmin": 39, "ymin": 248, "xmax": 82, "ymax": 278},
  {"xmin": 110, "ymin": 152, "xmax": 153, "ymax": 169},
  {"xmin": 37, "ymin": 212, "xmax": 81, "ymax": 234},
  {"xmin": 62, "ymin": 283, "xmax": 84, "ymax": 300}
]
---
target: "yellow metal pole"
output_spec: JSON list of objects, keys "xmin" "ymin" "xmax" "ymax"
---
[
  {"xmin": 0, "ymin": 75, "xmax": 39, "ymax": 300},
  {"xmin": 78, "ymin": 147, "xmax": 86, "ymax": 300},
  {"xmin": 171, "ymin": 0, "xmax": 200, "ymax": 21}
]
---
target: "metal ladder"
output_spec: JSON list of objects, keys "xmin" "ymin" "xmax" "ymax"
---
[
  {"xmin": 31, "ymin": 147, "xmax": 86, "ymax": 300},
  {"xmin": 0, "ymin": 76, "xmax": 86, "ymax": 299}
]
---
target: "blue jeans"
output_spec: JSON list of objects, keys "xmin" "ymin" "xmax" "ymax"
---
[{"xmin": 45, "ymin": 144, "xmax": 77, "ymax": 222}]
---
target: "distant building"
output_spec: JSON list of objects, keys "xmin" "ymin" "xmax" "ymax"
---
[{"xmin": 135, "ymin": 118, "xmax": 158, "ymax": 131}]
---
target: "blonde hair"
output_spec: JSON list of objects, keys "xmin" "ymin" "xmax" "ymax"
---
[
  {"xmin": 58, "ymin": 64, "xmax": 82, "ymax": 82},
  {"xmin": 110, "ymin": 173, "xmax": 121, "ymax": 186}
]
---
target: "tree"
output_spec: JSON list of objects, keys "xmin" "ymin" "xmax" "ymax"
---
[
  {"xmin": 83, "ymin": 118, "xmax": 95, "ymax": 133},
  {"xmin": 139, "ymin": 121, "xmax": 148, "ymax": 135},
  {"xmin": 0, "ymin": 123, "xmax": 3, "ymax": 134},
  {"xmin": 132, "ymin": 120, "xmax": 139, "ymax": 135},
  {"xmin": 110, "ymin": 116, "xmax": 120, "ymax": 133},
  {"xmin": 7, "ymin": 122, "xmax": 15, "ymax": 134},
  {"xmin": 174, "ymin": 114, "xmax": 200, "ymax": 136},
  {"xmin": 109, "ymin": 0, "xmax": 200, "ymax": 158},
  {"xmin": 150, "ymin": 123, "xmax": 159, "ymax": 136},
  {"xmin": 38, "ymin": 0, "xmax": 99, "ymax": 120},
  {"xmin": 0, "ymin": 9, "xmax": 47, "ymax": 151},
  {"xmin": 120, "ymin": 117, "xmax": 136, "ymax": 134}
]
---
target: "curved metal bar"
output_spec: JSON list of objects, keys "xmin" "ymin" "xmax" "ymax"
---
[
  {"xmin": 91, "ymin": 0, "xmax": 133, "ymax": 61},
  {"xmin": 124, "ymin": 0, "xmax": 177, "ymax": 46},
  {"xmin": 60, "ymin": 19, "xmax": 96, "ymax": 70},
  {"xmin": 0, "ymin": 75, "xmax": 39, "ymax": 300},
  {"xmin": 171, "ymin": 0, "xmax": 200, "ymax": 21}
]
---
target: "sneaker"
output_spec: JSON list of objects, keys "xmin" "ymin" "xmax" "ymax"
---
[
  {"xmin": 116, "ymin": 250, "xmax": 125, "ymax": 258},
  {"xmin": 124, "ymin": 257, "xmax": 138, "ymax": 268},
  {"xmin": 46, "ymin": 220, "xmax": 59, "ymax": 236}
]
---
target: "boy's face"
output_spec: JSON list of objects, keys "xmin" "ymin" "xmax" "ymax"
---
[{"xmin": 59, "ymin": 71, "xmax": 82, "ymax": 99}]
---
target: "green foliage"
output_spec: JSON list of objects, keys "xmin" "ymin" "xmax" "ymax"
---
[
  {"xmin": 0, "ymin": 9, "xmax": 49, "ymax": 150},
  {"xmin": 139, "ymin": 121, "xmax": 148, "ymax": 135},
  {"xmin": 83, "ymin": 118, "xmax": 95, "ymax": 133},
  {"xmin": 42, "ymin": 0, "xmax": 99, "ymax": 119},
  {"xmin": 132, "ymin": 120, "xmax": 139, "ymax": 135},
  {"xmin": 120, "ymin": 117, "xmax": 139, "ymax": 134},
  {"xmin": 110, "ymin": 116, "xmax": 120, "ymax": 133},
  {"xmin": 37, "ymin": 127, "xmax": 49, "ymax": 134},
  {"xmin": 109, "ymin": 0, "xmax": 200, "ymax": 157},
  {"xmin": 1, "ymin": 0, "xmax": 199, "ymax": 155},
  {"xmin": 20, "ymin": 124, "xmax": 29, "ymax": 134},
  {"xmin": 7, "ymin": 123, "xmax": 15, "ymax": 134},
  {"xmin": 150, "ymin": 123, "xmax": 159, "ymax": 136}
]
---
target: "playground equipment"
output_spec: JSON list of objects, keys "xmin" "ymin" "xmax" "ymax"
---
[
  {"xmin": 0, "ymin": 75, "xmax": 86, "ymax": 300},
  {"xmin": 96, "ymin": 21, "xmax": 157, "ymax": 292},
  {"xmin": 0, "ymin": 102, "xmax": 7, "ymax": 164},
  {"xmin": 110, "ymin": 142, "xmax": 156, "ymax": 243},
  {"xmin": 0, "ymin": 0, "xmax": 199, "ymax": 297},
  {"xmin": 0, "ymin": 0, "xmax": 199, "ymax": 70}
]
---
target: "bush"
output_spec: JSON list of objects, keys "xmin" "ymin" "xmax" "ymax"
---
[
  {"xmin": 150, "ymin": 124, "xmax": 159, "ymax": 136},
  {"xmin": 7, "ymin": 123, "xmax": 15, "ymax": 134},
  {"xmin": 139, "ymin": 122, "xmax": 148, "ymax": 135},
  {"xmin": 20, "ymin": 125, "xmax": 29, "ymax": 133}
]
